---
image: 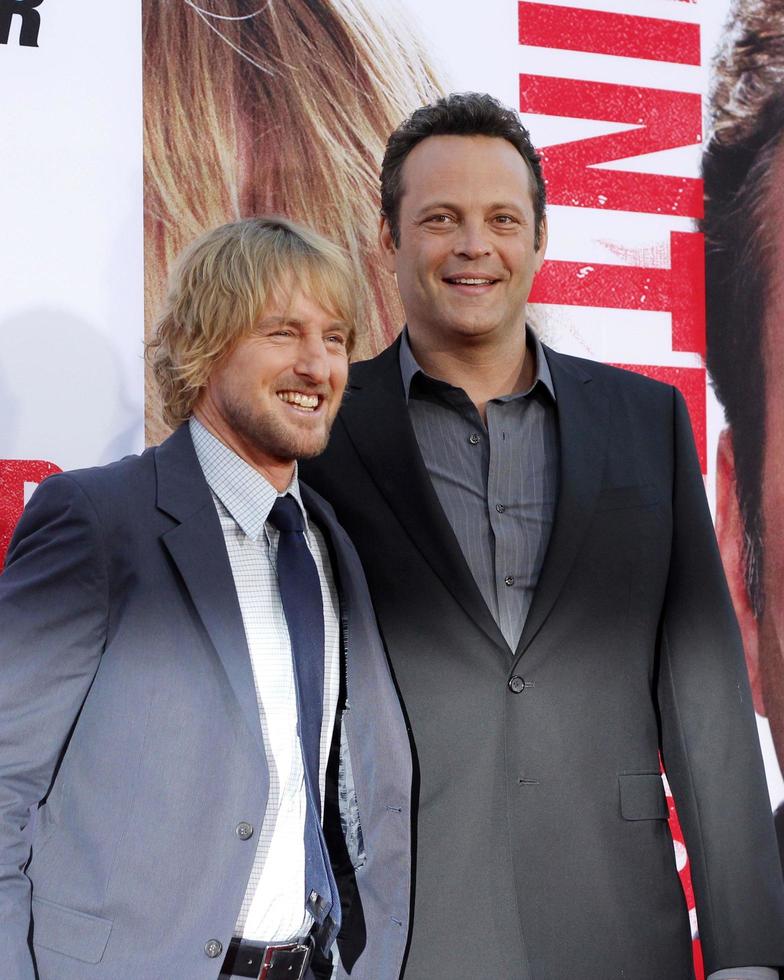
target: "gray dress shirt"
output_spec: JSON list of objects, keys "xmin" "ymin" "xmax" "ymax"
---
[
  {"xmin": 398, "ymin": 330, "xmax": 774, "ymax": 980},
  {"xmin": 399, "ymin": 327, "xmax": 558, "ymax": 651}
]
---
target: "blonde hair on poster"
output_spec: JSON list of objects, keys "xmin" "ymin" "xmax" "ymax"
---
[{"xmin": 143, "ymin": 0, "xmax": 443, "ymax": 443}]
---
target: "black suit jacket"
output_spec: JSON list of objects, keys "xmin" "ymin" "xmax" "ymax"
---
[{"xmin": 302, "ymin": 338, "xmax": 784, "ymax": 980}]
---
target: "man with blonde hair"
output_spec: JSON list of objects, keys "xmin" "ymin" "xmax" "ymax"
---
[{"xmin": 0, "ymin": 216, "xmax": 411, "ymax": 980}]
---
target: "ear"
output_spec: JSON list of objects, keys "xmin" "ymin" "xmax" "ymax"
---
[
  {"xmin": 716, "ymin": 428, "xmax": 765, "ymax": 715},
  {"xmin": 379, "ymin": 214, "xmax": 398, "ymax": 274},
  {"xmin": 533, "ymin": 214, "xmax": 548, "ymax": 274}
]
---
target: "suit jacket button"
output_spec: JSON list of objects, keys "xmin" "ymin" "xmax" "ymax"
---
[
  {"xmin": 236, "ymin": 821, "xmax": 254, "ymax": 840},
  {"xmin": 508, "ymin": 675, "xmax": 525, "ymax": 694},
  {"xmin": 204, "ymin": 939, "xmax": 223, "ymax": 958}
]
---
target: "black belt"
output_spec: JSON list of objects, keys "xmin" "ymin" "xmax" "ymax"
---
[{"xmin": 219, "ymin": 934, "xmax": 315, "ymax": 980}]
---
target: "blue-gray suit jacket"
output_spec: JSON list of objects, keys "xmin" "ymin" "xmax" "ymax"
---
[{"xmin": 0, "ymin": 425, "xmax": 411, "ymax": 980}]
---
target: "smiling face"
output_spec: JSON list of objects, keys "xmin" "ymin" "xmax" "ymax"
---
[
  {"xmin": 380, "ymin": 134, "xmax": 547, "ymax": 353},
  {"xmin": 194, "ymin": 288, "xmax": 349, "ymax": 488}
]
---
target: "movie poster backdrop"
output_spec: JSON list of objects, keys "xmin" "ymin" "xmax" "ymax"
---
[{"xmin": 2, "ymin": 2, "xmax": 780, "ymax": 975}]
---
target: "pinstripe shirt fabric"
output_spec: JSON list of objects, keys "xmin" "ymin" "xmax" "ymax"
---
[
  {"xmin": 190, "ymin": 418, "xmax": 340, "ymax": 944},
  {"xmin": 399, "ymin": 328, "xmax": 558, "ymax": 651}
]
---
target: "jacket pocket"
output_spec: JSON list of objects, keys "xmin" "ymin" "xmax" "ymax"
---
[
  {"xmin": 32, "ymin": 895, "xmax": 112, "ymax": 964},
  {"xmin": 618, "ymin": 772, "xmax": 668, "ymax": 821}
]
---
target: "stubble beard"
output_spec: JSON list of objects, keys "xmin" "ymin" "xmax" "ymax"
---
[{"xmin": 221, "ymin": 391, "xmax": 334, "ymax": 463}]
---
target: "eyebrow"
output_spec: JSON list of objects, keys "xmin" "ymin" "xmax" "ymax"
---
[
  {"xmin": 256, "ymin": 315, "xmax": 350, "ymax": 331},
  {"xmin": 257, "ymin": 315, "xmax": 302, "ymax": 327},
  {"xmin": 414, "ymin": 201, "xmax": 527, "ymax": 216}
]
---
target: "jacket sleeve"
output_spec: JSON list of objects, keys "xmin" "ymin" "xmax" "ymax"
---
[
  {"xmin": 657, "ymin": 388, "xmax": 784, "ymax": 973},
  {"xmin": 0, "ymin": 474, "xmax": 108, "ymax": 980}
]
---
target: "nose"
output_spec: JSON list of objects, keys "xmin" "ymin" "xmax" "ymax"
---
[
  {"xmin": 454, "ymin": 218, "xmax": 492, "ymax": 259},
  {"xmin": 293, "ymin": 334, "xmax": 330, "ymax": 383}
]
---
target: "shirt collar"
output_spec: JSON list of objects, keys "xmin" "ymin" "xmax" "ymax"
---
[
  {"xmin": 189, "ymin": 417, "xmax": 307, "ymax": 542},
  {"xmin": 398, "ymin": 325, "xmax": 556, "ymax": 403}
]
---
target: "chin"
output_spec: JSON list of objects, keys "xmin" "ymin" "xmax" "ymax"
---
[
  {"xmin": 448, "ymin": 319, "xmax": 506, "ymax": 339},
  {"xmin": 285, "ymin": 429, "xmax": 333, "ymax": 461}
]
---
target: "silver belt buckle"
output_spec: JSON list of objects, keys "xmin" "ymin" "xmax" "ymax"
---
[{"xmin": 258, "ymin": 935, "xmax": 314, "ymax": 980}]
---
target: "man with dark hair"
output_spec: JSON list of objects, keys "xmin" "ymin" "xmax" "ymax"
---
[
  {"xmin": 0, "ymin": 217, "xmax": 411, "ymax": 980},
  {"xmin": 380, "ymin": 91, "xmax": 547, "ymax": 251},
  {"xmin": 302, "ymin": 92, "xmax": 784, "ymax": 978},
  {"xmin": 703, "ymin": 0, "xmax": 784, "ymax": 871}
]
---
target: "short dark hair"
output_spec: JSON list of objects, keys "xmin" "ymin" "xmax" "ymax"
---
[
  {"xmin": 702, "ymin": 0, "xmax": 784, "ymax": 617},
  {"xmin": 380, "ymin": 92, "xmax": 546, "ymax": 249}
]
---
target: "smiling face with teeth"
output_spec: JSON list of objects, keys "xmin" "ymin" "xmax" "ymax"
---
[
  {"xmin": 380, "ymin": 134, "xmax": 547, "ymax": 357},
  {"xmin": 193, "ymin": 288, "xmax": 350, "ymax": 489}
]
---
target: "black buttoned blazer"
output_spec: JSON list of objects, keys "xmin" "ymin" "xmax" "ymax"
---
[{"xmin": 302, "ymin": 337, "xmax": 784, "ymax": 980}]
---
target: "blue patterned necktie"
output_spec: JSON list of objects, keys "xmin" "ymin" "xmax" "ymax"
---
[{"xmin": 267, "ymin": 494, "xmax": 340, "ymax": 944}]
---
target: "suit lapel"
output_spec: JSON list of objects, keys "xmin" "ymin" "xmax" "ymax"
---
[
  {"xmin": 154, "ymin": 426, "xmax": 263, "ymax": 751},
  {"xmin": 341, "ymin": 342, "xmax": 508, "ymax": 652},
  {"xmin": 516, "ymin": 347, "xmax": 609, "ymax": 657},
  {"xmin": 300, "ymin": 484, "xmax": 353, "ymax": 652}
]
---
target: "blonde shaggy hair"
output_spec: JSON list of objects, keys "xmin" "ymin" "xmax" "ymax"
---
[
  {"xmin": 143, "ymin": 0, "xmax": 443, "ymax": 443},
  {"xmin": 147, "ymin": 216, "xmax": 357, "ymax": 429}
]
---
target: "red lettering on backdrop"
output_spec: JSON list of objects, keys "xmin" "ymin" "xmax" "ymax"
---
[
  {"xmin": 521, "ymin": 10, "xmax": 706, "ymax": 971},
  {"xmin": 0, "ymin": 460, "xmax": 61, "ymax": 563},
  {"xmin": 519, "ymin": 75, "xmax": 703, "ymax": 218},
  {"xmin": 530, "ymin": 232, "xmax": 708, "ymax": 467},
  {"xmin": 519, "ymin": 3, "xmax": 701, "ymax": 65},
  {"xmin": 530, "ymin": 232, "xmax": 706, "ymax": 355}
]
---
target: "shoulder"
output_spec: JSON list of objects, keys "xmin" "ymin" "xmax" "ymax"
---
[
  {"xmin": 18, "ymin": 439, "xmax": 176, "ymax": 558},
  {"xmin": 544, "ymin": 344, "xmax": 671, "ymax": 394},
  {"xmin": 38, "ymin": 446, "xmax": 157, "ymax": 513},
  {"xmin": 5, "ymin": 449, "xmax": 156, "ymax": 572},
  {"xmin": 543, "ymin": 344, "xmax": 676, "ymax": 411},
  {"xmin": 347, "ymin": 337, "xmax": 402, "ymax": 387}
]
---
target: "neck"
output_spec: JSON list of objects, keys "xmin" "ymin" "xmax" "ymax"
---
[
  {"xmin": 408, "ymin": 325, "xmax": 533, "ymax": 421},
  {"xmin": 192, "ymin": 408, "xmax": 295, "ymax": 492}
]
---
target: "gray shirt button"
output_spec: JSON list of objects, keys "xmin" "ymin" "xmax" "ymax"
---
[
  {"xmin": 468, "ymin": 432, "xmax": 480, "ymax": 445},
  {"xmin": 508, "ymin": 675, "xmax": 525, "ymax": 694},
  {"xmin": 236, "ymin": 822, "xmax": 254, "ymax": 840},
  {"xmin": 496, "ymin": 503, "xmax": 505, "ymax": 513},
  {"xmin": 204, "ymin": 939, "xmax": 223, "ymax": 958},
  {"xmin": 504, "ymin": 575, "xmax": 515, "ymax": 587}
]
